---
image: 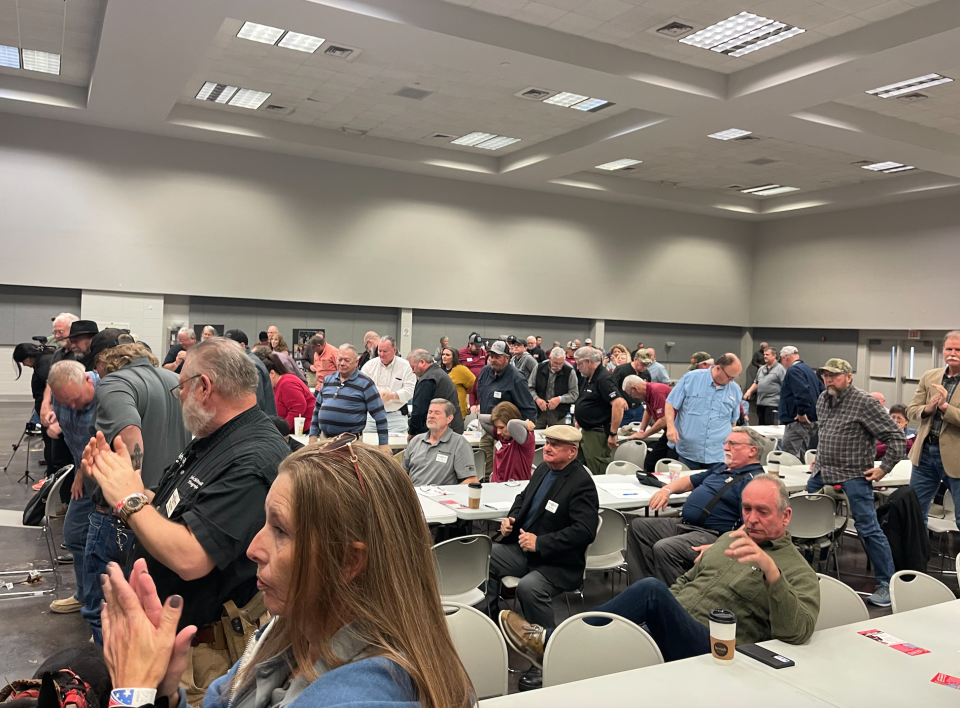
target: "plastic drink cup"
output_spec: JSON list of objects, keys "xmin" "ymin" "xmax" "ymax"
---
[
  {"xmin": 667, "ymin": 462, "xmax": 682, "ymax": 482},
  {"xmin": 294, "ymin": 416, "xmax": 305, "ymax": 436}
]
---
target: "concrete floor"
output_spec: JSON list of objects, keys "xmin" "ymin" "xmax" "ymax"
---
[{"xmin": 0, "ymin": 399, "xmax": 955, "ymax": 688}]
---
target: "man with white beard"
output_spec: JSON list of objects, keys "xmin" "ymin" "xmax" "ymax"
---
[{"xmin": 82, "ymin": 337, "xmax": 289, "ymax": 702}]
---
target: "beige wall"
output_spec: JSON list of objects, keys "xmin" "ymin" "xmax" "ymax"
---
[
  {"xmin": 0, "ymin": 113, "xmax": 754, "ymax": 328},
  {"xmin": 753, "ymin": 195, "xmax": 960, "ymax": 330}
]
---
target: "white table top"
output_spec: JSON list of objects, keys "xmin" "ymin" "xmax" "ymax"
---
[
  {"xmin": 751, "ymin": 424, "xmax": 786, "ymax": 439},
  {"xmin": 417, "ymin": 494, "xmax": 458, "ymax": 525},
  {"xmin": 764, "ymin": 459, "xmax": 912, "ymax": 493}
]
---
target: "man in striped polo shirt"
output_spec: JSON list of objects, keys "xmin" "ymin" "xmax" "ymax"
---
[{"xmin": 309, "ymin": 343, "xmax": 391, "ymax": 453}]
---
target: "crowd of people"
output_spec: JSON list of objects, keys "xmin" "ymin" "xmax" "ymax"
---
[{"xmin": 9, "ymin": 316, "xmax": 960, "ymax": 702}]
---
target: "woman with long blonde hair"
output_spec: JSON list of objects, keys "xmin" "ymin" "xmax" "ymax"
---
[{"xmin": 98, "ymin": 437, "xmax": 475, "ymax": 708}]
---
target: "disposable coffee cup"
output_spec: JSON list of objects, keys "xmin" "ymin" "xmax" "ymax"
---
[
  {"xmin": 667, "ymin": 462, "xmax": 682, "ymax": 482},
  {"xmin": 709, "ymin": 609, "xmax": 737, "ymax": 665},
  {"xmin": 294, "ymin": 416, "xmax": 305, "ymax": 436},
  {"xmin": 768, "ymin": 459, "xmax": 780, "ymax": 474},
  {"xmin": 468, "ymin": 482, "xmax": 482, "ymax": 509}
]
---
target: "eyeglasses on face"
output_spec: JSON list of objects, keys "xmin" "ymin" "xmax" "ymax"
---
[{"xmin": 169, "ymin": 374, "xmax": 202, "ymax": 399}]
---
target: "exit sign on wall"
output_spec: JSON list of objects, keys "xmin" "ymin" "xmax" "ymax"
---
[{"xmin": 908, "ymin": 331, "xmax": 921, "ymax": 339}]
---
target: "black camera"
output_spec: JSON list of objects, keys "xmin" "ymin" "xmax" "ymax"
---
[{"xmin": 32, "ymin": 335, "xmax": 48, "ymax": 345}]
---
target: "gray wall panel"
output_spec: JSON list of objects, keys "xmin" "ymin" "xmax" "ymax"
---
[
  {"xmin": 752, "ymin": 328, "xmax": 858, "ymax": 371},
  {"xmin": 412, "ymin": 310, "xmax": 592, "ymax": 353},
  {"xmin": 605, "ymin": 321, "xmax": 743, "ymax": 364},
  {"xmin": 0, "ymin": 285, "xmax": 81, "ymax": 345}
]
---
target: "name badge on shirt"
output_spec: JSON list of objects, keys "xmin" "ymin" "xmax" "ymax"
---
[
  {"xmin": 467, "ymin": 358, "xmax": 473, "ymax": 362},
  {"xmin": 494, "ymin": 440, "xmax": 503, "ymax": 451},
  {"xmin": 493, "ymin": 391, "xmax": 502, "ymax": 399},
  {"xmin": 165, "ymin": 488, "xmax": 180, "ymax": 517},
  {"xmin": 545, "ymin": 500, "xmax": 559, "ymax": 513},
  {"xmin": 436, "ymin": 453, "xmax": 449, "ymax": 463}
]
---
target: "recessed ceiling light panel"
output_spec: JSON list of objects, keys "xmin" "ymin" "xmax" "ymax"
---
[
  {"xmin": 571, "ymin": 98, "xmax": 612, "ymax": 112},
  {"xmin": 229, "ymin": 88, "xmax": 272, "ymax": 109},
  {"xmin": 237, "ymin": 22, "xmax": 285, "ymax": 45},
  {"xmin": 741, "ymin": 185, "xmax": 799, "ymax": 196},
  {"xmin": 22, "ymin": 49, "xmax": 60, "ymax": 75},
  {"xmin": 866, "ymin": 73, "xmax": 953, "ymax": 98},
  {"xmin": 196, "ymin": 82, "xmax": 238, "ymax": 103},
  {"xmin": 862, "ymin": 161, "xmax": 903, "ymax": 171},
  {"xmin": 680, "ymin": 11, "xmax": 803, "ymax": 56},
  {"xmin": 596, "ymin": 159, "xmax": 642, "ymax": 170},
  {"xmin": 881, "ymin": 165, "xmax": 916, "ymax": 173},
  {"xmin": 451, "ymin": 132, "xmax": 497, "ymax": 146},
  {"xmin": 0, "ymin": 44, "xmax": 19, "ymax": 69},
  {"xmin": 543, "ymin": 92, "xmax": 589, "ymax": 107},
  {"xmin": 277, "ymin": 31, "xmax": 324, "ymax": 53},
  {"xmin": 475, "ymin": 136, "xmax": 520, "ymax": 150},
  {"xmin": 708, "ymin": 128, "xmax": 752, "ymax": 140}
]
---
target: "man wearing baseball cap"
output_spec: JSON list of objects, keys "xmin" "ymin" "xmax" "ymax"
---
[
  {"xmin": 778, "ymin": 346, "xmax": 824, "ymax": 459},
  {"xmin": 484, "ymin": 424, "xmax": 598, "ymax": 691},
  {"xmin": 688, "ymin": 351, "xmax": 713, "ymax": 371},
  {"xmin": 808, "ymin": 358, "xmax": 905, "ymax": 607},
  {"xmin": 459, "ymin": 333, "xmax": 487, "ymax": 379}
]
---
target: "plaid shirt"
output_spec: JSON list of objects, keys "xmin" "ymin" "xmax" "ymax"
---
[
  {"xmin": 930, "ymin": 370, "xmax": 960, "ymax": 437},
  {"xmin": 813, "ymin": 385, "xmax": 906, "ymax": 484}
]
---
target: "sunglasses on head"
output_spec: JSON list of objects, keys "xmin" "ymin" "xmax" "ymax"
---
[{"xmin": 316, "ymin": 432, "xmax": 366, "ymax": 493}]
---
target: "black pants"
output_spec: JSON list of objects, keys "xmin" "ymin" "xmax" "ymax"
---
[
  {"xmin": 643, "ymin": 434, "xmax": 678, "ymax": 473},
  {"xmin": 756, "ymin": 405, "xmax": 779, "ymax": 425}
]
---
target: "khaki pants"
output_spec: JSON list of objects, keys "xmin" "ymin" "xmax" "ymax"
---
[
  {"xmin": 578, "ymin": 429, "xmax": 613, "ymax": 475},
  {"xmin": 479, "ymin": 432, "xmax": 495, "ymax": 481},
  {"xmin": 181, "ymin": 638, "xmax": 232, "ymax": 706}
]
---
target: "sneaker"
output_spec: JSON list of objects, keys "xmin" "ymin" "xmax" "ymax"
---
[
  {"xmin": 56, "ymin": 554, "xmax": 73, "ymax": 564},
  {"xmin": 517, "ymin": 667, "xmax": 542, "ymax": 692},
  {"xmin": 49, "ymin": 596, "xmax": 83, "ymax": 614},
  {"xmin": 498, "ymin": 610, "xmax": 546, "ymax": 668},
  {"xmin": 867, "ymin": 582, "xmax": 891, "ymax": 608}
]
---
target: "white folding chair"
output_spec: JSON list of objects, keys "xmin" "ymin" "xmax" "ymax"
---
[
  {"xmin": 586, "ymin": 509, "xmax": 628, "ymax": 595},
  {"xmin": 532, "ymin": 446, "xmax": 544, "ymax": 472},
  {"xmin": 0, "ymin": 465, "xmax": 73, "ymax": 600},
  {"xmin": 433, "ymin": 534, "xmax": 492, "ymax": 606},
  {"xmin": 542, "ymin": 612, "xmax": 663, "ymax": 687},
  {"xmin": 890, "ymin": 570, "xmax": 956, "ymax": 613},
  {"xmin": 654, "ymin": 458, "xmax": 689, "ymax": 474},
  {"xmin": 787, "ymin": 493, "xmax": 839, "ymax": 574},
  {"xmin": 758, "ymin": 435, "xmax": 778, "ymax": 466},
  {"xmin": 804, "ymin": 449, "xmax": 817, "ymax": 465},
  {"xmin": 766, "ymin": 450, "xmax": 803, "ymax": 467},
  {"xmin": 473, "ymin": 448, "xmax": 486, "ymax": 480},
  {"xmin": 815, "ymin": 574, "xmax": 868, "ymax": 631},
  {"xmin": 605, "ymin": 460, "xmax": 641, "ymax": 476},
  {"xmin": 443, "ymin": 602, "xmax": 508, "ymax": 699},
  {"xmin": 613, "ymin": 440, "xmax": 647, "ymax": 468},
  {"xmin": 463, "ymin": 413, "xmax": 479, "ymax": 429}
]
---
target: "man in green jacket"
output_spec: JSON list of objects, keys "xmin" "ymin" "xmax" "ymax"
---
[{"xmin": 500, "ymin": 474, "xmax": 820, "ymax": 684}]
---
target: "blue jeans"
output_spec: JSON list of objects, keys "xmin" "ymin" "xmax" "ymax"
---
[
  {"xmin": 621, "ymin": 405, "xmax": 645, "ymax": 426},
  {"xmin": 81, "ymin": 511, "xmax": 129, "ymax": 645},
  {"xmin": 911, "ymin": 444, "xmax": 960, "ymax": 532},
  {"xmin": 63, "ymin": 493, "xmax": 94, "ymax": 601},
  {"xmin": 545, "ymin": 578, "xmax": 710, "ymax": 663},
  {"xmin": 807, "ymin": 473, "xmax": 895, "ymax": 584}
]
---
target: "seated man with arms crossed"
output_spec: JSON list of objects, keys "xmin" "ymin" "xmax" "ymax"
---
[
  {"xmin": 403, "ymin": 399, "xmax": 477, "ymax": 486},
  {"xmin": 500, "ymin": 475, "xmax": 819, "ymax": 674},
  {"xmin": 626, "ymin": 426, "xmax": 766, "ymax": 586}
]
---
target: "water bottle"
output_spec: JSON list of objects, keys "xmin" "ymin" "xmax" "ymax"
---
[{"xmin": 564, "ymin": 411, "xmax": 572, "ymax": 426}]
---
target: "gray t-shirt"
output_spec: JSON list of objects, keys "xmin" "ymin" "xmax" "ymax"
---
[
  {"xmin": 402, "ymin": 427, "xmax": 476, "ymax": 486},
  {"xmin": 511, "ymin": 352, "xmax": 538, "ymax": 383},
  {"xmin": 754, "ymin": 362, "xmax": 786, "ymax": 406},
  {"xmin": 92, "ymin": 356, "xmax": 191, "ymax": 490}
]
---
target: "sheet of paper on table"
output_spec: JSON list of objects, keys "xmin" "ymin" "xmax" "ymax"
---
[
  {"xmin": 416, "ymin": 486, "xmax": 446, "ymax": 497},
  {"xmin": 483, "ymin": 501, "xmax": 514, "ymax": 511},
  {"xmin": 437, "ymin": 498, "xmax": 467, "ymax": 510}
]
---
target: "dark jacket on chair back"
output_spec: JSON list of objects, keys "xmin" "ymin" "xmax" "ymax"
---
[{"xmin": 502, "ymin": 459, "xmax": 599, "ymax": 591}]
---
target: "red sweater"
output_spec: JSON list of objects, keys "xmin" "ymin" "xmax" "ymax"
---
[
  {"xmin": 274, "ymin": 374, "xmax": 316, "ymax": 430},
  {"xmin": 491, "ymin": 428, "xmax": 536, "ymax": 483}
]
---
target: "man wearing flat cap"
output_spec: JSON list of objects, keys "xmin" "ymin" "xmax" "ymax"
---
[
  {"xmin": 807, "ymin": 358, "xmax": 905, "ymax": 608},
  {"xmin": 483, "ymin": 424, "xmax": 599, "ymax": 690}
]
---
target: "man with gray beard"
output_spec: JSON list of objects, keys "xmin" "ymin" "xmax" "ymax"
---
[{"xmin": 82, "ymin": 337, "xmax": 288, "ymax": 702}]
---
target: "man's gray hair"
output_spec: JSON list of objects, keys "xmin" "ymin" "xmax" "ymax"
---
[
  {"xmin": 408, "ymin": 349, "xmax": 432, "ymax": 364},
  {"xmin": 574, "ymin": 346, "xmax": 602, "ymax": 364},
  {"xmin": 339, "ymin": 343, "xmax": 359, "ymax": 359},
  {"xmin": 730, "ymin": 425, "xmax": 764, "ymax": 459},
  {"xmin": 202, "ymin": 325, "xmax": 217, "ymax": 336},
  {"xmin": 622, "ymin": 374, "xmax": 645, "ymax": 393},
  {"xmin": 549, "ymin": 347, "xmax": 565, "ymax": 360},
  {"xmin": 430, "ymin": 398, "xmax": 456, "ymax": 417},
  {"xmin": 764, "ymin": 346, "xmax": 778, "ymax": 358},
  {"xmin": 178, "ymin": 326, "xmax": 197, "ymax": 341},
  {"xmin": 186, "ymin": 338, "xmax": 258, "ymax": 400},
  {"xmin": 944, "ymin": 331, "xmax": 960, "ymax": 346},
  {"xmin": 381, "ymin": 335, "xmax": 397, "ymax": 349},
  {"xmin": 53, "ymin": 312, "xmax": 79, "ymax": 325},
  {"xmin": 745, "ymin": 475, "xmax": 790, "ymax": 515},
  {"xmin": 48, "ymin": 360, "xmax": 87, "ymax": 391},
  {"xmin": 780, "ymin": 345, "xmax": 799, "ymax": 357}
]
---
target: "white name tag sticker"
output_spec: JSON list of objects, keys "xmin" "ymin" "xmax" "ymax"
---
[
  {"xmin": 493, "ymin": 391, "xmax": 502, "ymax": 399},
  {"xmin": 467, "ymin": 358, "xmax": 473, "ymax": 362},
  {"xmin": 436, "ymin": 453, "xmax": 449, "ymax": 463},
  {"xmin": 545, "ymin": 500, "xmax": 559, "ymax": 513},
  {"xmin": 494, "ymin": 440, "xmax": 503, "ymax": 451},
  {"xmin": 165, "ymin": 488, "xmax": 180, "ymax": 517}
]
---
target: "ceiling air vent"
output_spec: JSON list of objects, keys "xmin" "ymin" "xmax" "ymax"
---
[
  {"xmin": 734, "ymin": 134, "xmax": 761, "ymax": 142},
  {"xmin": 430, "ymin": 133, "xmax": 455, "ymax": 139},
  {"xmin": 746, "ymin": 157, "xmax": 777, "ymax": 165},
  {"xmin": 515, "ymin": 87, "xmax": 556, "ymax": 101},
  {"xmin": 726, "ymin": 185, "xmax": 743, "ymax": 190},
  {"xmin": 656, "ymin": 21, "xmax": 694, "ymax": 38},
  {"xmin": 897, "ymin": 92, "xmax": 929, "ymax": 103},
  {"xmin": 851, "ymin": 160, "xmax": 873, "ymax": 167},
  {"xmin": 264, "ymin": 104, "xmax": 293, "ymax": 115},
  {"xmin": 324, "ymin": 44, "xmax": 361, "ymax": 60},
  {"xmin": 395, "ymin": 86, "xmax": 433, "ymax": 100}
]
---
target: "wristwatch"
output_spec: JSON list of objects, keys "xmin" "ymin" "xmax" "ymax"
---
[
  {"xmin": 608, "ymin": 431, "xmax": 618, "ymax": 438},
  {"xmin": 115, "ymin": 493, "xmax": 149, "ymax": 523}
]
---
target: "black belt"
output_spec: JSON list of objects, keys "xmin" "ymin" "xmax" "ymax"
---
[
  {"xmin": 95, "ymin": 505, "xmax": 112, "ymax": 516},
  {"xmin": 926, "ymin": 434, "xmax": 940, "ymax": 446}
]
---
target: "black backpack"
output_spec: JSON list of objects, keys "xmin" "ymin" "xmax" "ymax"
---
[{"xmin": 22, "ymin": 465, "xmax": 73, "ymax": 527}]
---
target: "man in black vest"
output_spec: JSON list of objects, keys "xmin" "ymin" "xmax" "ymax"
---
[
  {"xmin": 407, "ymin": 349, "xmax": 464, "ymax": 438},
  {"xmin": 528, "ymin": 347, "xmax": 580, "ymax": 429},
  {"xmin": 625, "ymin": 426, "xmax": 765, "ymax": 587}
]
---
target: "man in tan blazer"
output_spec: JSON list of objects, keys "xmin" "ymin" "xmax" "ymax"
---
[{"xmin": 906, "ymin": 330, "xmax": 960, "ymax": 531}]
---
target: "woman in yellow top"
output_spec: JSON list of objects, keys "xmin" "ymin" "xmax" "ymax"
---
[{"xmin": 440, "ymin": 346, "xmax": 476, "ymax": 418}]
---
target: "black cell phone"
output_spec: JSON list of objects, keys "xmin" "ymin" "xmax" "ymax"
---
[{"xmin": 738, "ymin": 644, "xmax": 795, "ymax": 668}]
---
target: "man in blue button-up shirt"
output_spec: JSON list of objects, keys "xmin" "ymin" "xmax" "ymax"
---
[{"xmin": 665, "ymin": 353, "xmax": 743, "ymax": 469}]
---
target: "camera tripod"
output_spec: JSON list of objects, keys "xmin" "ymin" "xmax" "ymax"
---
[{"xmin": 2, "ymin": 418, "xmax": 43, "ymax": 484}]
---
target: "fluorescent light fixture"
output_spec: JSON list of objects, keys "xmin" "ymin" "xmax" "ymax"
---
[
  {"xmin": 475, "ymin": 136, "xmax": 521, "ymax": 150},
  {"xmin": 277, "ymin": 31, "xmax": 324, "ymax": 53},
  {"xmin": 196, "ymin": 82, "xmax": 239, "ymax": 104},
  {"xmin": 237, "ymin": 22, "xmax": 285, "ymax": 45},
  {"xmin": 861, "ymin": 161, "xmax": 903, "ymax": 171},
  {"xmin": 741, "ymin": 185, "xmax": 799, "ymax": 196},
  {"xmin": 543, "ymin": 92, "xmax": 589, "ymax": 107},
  {"xmin": 228, "ymin": 88, "xmax": 271, "ymax": 109},
  {"xmin": 709, "ymin": 128, "xmax": 751, "ymax": 140},
  {"xmin": 571, "ymin": 98, "xmax": 611, "ymax": 111},
  {"xmin": 451, "ymin": 132, "xmax": 497, "ymax": 146},
  {"xmin": 866, "ymin": 73, "xmax": 953, "ymax": 99},
  {"xmin": 0, "ymin": 45, "xmax": 19, "ymax": 69},
  {"xmin": 882, "ymin": 165, "xmax": 915, "ymax": 173},
  {"xmin": 22, "ymin": 50, "xmax": 60, "ymax": 75},
  {"xmin": 595, "ymin": 159, "xmax": 642, "ymax": 170},
  {"xmin": 680, "ymin": 11, "xmax": 804, "ymax": 56}
]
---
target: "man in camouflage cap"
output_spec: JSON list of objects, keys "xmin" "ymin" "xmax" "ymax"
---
[
  {"xmin": 806, "ymin": 357, "xmax": 905, "ymax": 609},
  {"xmin": 688, "ymin": 351, "xmax": 713, "ymax": 371}
]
